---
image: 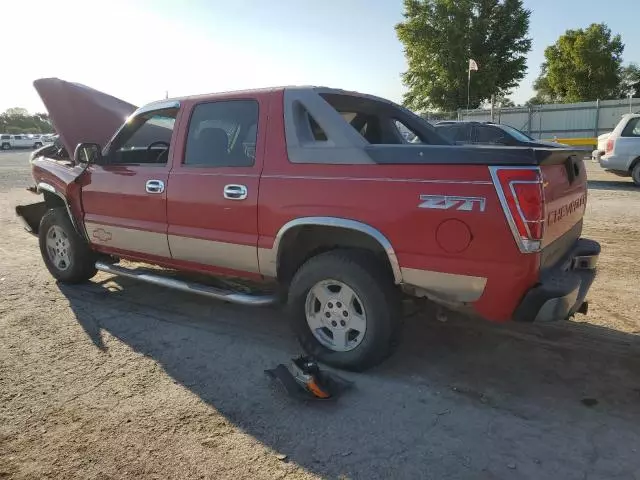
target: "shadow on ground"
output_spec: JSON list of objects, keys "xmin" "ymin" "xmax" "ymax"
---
[
  {"xmin": 58, "ymin": 275, "xmax": 640, "ymax": 479},
  {"xmin": 587, "ymin": 179, "xmax": 637, "ymax": 192}
]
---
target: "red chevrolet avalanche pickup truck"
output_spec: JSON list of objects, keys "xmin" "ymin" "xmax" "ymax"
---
[{"xmin": 16, "ymin": 78, "xmax": 600, "ymax": 371}]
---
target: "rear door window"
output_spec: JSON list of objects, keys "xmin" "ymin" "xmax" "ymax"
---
[{"xmin": 184, "ymin": 100, "xmax": 259, "ymax": 167}]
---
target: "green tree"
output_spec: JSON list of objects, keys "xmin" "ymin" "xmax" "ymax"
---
[
  {"xmin": 0, "ymin": 108, "xmax": 52, "ymax": 133},
  {"xmin": 533, "ymin": 23, "xmax": 624, "ymax": 103},
  {"xmin": 4, "ymin": 107, "xmax": 29, "ymax": 117},
  {"xmin": 497, "ymin": 96, "xmax": 515, "ymax": 108},
  {"xmin": 396, "ymin": 0, "xmax": 532, "ymax": 112},
  {"xmin": 619, "ymin": 63, "xmax": 640, "ymax": 98},
  {"xmin": 525, "ymin": 95, "xmax": 545, "ymax": 106}
]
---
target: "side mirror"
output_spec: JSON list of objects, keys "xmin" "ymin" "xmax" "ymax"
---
[{"xmin": 74, "ymin": 142, "xmax": 102, "ymax": 165}]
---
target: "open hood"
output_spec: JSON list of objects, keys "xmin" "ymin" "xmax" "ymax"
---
[{"xmin": 33, "ymin": 78, "xmax": 137, "ymax": 158}]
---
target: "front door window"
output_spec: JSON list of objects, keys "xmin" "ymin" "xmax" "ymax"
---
[{"xmin": 105, "ymin": 107, "xmax": 178, "ymax": 165}]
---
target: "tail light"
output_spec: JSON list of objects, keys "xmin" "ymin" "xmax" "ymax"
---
[
  {"xmin": 489, "ymin": 167, "xmax": 545, "ymax": 253},
  {"xmin": 606, "ymin": 138, "xmax": 614, "ymax": 154}
]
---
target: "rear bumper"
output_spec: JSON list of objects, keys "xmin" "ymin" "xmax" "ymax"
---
[
  {"xmin": 591, "ymin": 149, "xmax": 603, "ymax": 163},
  {"xmin": 513, "ymin": 238, "xmax": 600, "ymax": 322},
  {"xmin": 599, "ymin": 153, "xmax": 633, "ymax": 172}
]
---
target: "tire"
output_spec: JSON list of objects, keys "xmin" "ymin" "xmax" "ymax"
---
[
  {"xmin": 287, "ymin": 249, "xmax": 401, "ymax": 371},
  {"xmin": 38, "ymin": 208, "xmax": 97, "ymax": 283},
  {"xmin": 34, "ymin": 142, "xmax": 43, "ymax": 149},
  {"xmin": 1, "ymin": 143, "xmax": 10, "ymax": 150},
  {"xmin": 631, "ymin": 162, "xmax": 640, "ymax": 187}
]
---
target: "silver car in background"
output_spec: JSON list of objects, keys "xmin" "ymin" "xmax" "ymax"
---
[{"xmin": 598, "ymin": 113, "xmax": 640, "ymax": 186}]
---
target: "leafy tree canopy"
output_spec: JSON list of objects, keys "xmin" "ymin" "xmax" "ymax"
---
[
  {"xmin": 619, "ymin": 63, "xmax": 640, "ymax": 98},
  {"xmin": 0, "ymin": 108, "xmax": 52, "ymax": 134},
  {"xmin": 532, "ymin": 23, "xmax": 624, "ymax": 103},
  {"xmin": 396, "ymin": 0, "xmax": 532, "ymax": 112}
]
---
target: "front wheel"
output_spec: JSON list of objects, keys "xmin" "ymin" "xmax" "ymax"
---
[
  {"xmin": 287, "ymin": 250, "xmax": 401, "ymax": 371},
  {"xmin": 1, "ymin": 143, "xmax": 10, "ymax": 150},
  {"xmin": 631, "ymin": 162, "xmax": 640, "ymax": 187},
  {"xmin": 38, "ymin": 208, "xmax": 97, "ymax": 283}
]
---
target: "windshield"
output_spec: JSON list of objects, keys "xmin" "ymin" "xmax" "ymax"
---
[{"xmin": 498, "ymin": 124, "xmax": 534, "ymax": 142}]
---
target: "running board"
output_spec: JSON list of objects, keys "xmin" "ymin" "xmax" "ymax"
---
[{"xmin": 95, "ymin": 261, "xmax": 277, "ymax": 307}]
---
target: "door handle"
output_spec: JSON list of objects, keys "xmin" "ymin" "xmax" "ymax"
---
[
  {"xmin": 223, "ymin": 184, "xmax": 248, "ymax": 200},
  {"xmin": 145, "ymin": 179, "xmax": 165, "ymax": 194}
]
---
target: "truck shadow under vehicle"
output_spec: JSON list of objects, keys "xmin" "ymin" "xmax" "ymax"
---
[{"xmin": 57, "ymin": 275, "xmax": 640, "ymax": 479}]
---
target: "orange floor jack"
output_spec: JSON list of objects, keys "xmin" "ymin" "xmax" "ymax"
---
[{"xmin": 265, "ymin": 356, "xmax": 353, "ymax": 401}]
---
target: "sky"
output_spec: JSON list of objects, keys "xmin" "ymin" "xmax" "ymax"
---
[{"xmin": 1, "ymin": 0, "xmax": 638, "ymax": 114}]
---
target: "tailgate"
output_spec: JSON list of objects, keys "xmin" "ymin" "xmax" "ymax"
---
[{"xmin": 540, "ymin": 154, "xmax": 587, "ymax": 263}]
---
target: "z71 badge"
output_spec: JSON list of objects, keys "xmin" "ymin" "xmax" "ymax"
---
[{"xmin": 419, "ymin": 195, "xmax": 486, "ymax": 212}]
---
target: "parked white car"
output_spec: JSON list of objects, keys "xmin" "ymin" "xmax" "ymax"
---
[
  {"xmin": 0, "ymin": 134, "xmax": 44, "ymax": 150},
  {"xmin": 591, "ymin": 131, "xmax": 612, "ymax": 163},
  {"xmin": 598, "ymin": 113, "xmax": 640, "ymax": 185}
]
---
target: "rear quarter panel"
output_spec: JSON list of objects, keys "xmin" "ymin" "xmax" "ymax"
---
[
  {"xmin": 614, "ymin": 137, "xmax": 640, "ymax": 170},
  {"xmin": 609, "ymin": 116, "xmax": 640, "ymax": 170},
  {"xmin": 258, "ymin": 95, "xmax": 537, "ymax": 321}
]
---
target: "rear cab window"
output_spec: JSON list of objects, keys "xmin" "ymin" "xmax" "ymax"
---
[
  {"xmin": 318, "ymin": 93, "xmax": 443, "ymax": 145},
  {"xmin": 296, "ymin": 92, "xmax": 448, "ymax": 146},
  {"xmin": 283, "ymin": 88, "xmax": 451, "ymax": 164},
  {"xmin": 394, "ymin": 119, "xmax": 422, "ymax": 143}
]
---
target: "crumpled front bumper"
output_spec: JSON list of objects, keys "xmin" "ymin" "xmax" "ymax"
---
[
  {"xmin": 513, "ymin": 238, "xmax": 600, "ymax": 322},
  {"xmin": 15, "ymin": 200, "xmax": 47, "ymax": 236}
]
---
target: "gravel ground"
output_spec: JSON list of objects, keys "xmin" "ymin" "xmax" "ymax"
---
[{"xmin": 1, "ymin": 150, "xmax": 640, "ymax": 480}]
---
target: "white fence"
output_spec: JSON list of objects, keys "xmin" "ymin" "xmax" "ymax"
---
[{"xmin": 458, "ymin": 98, "xmax": 640, "ymax": 139}]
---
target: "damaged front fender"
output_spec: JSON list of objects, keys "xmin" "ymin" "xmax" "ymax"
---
[
  {"xmin": 15, "ymin": 183, "xmax": 84, "ymax": 237},
  {"xmin": 15, "ymin": 201, "xmax": 47, "ymax": 235}
]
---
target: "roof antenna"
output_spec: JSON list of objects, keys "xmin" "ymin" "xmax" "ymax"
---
[{"xmin": 165, "ymin": 90, "xmax": 169, "ymax": 99}]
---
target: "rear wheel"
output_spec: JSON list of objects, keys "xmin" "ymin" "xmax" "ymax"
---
[
  {"xmin": 34, "ymin": 142, "xmax": 43, "ymax": 149},
  {"xmin": 1, "ymin": 143, "xmax": 10, "ymax": 150},
  {"xmin": 287, "ymin": 249, "xmax": 401, "ymax": 371},
  {"xmin": 39, "ymin": 208, "xmax": 97, "ymax": 283},
  {"xmin": 631, "ymin": 162, "xmax": 640, "ymax": 187}
]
